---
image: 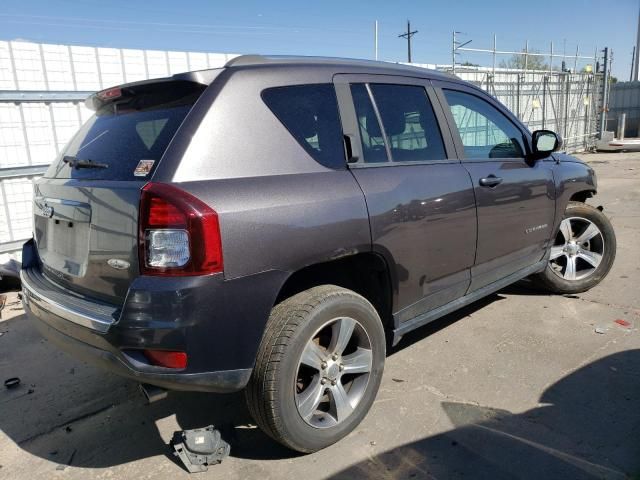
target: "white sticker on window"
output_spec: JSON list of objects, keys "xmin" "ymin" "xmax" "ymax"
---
[{"xmin": 134, "ymin": 159, "xmax": 155, "ymax": 177}]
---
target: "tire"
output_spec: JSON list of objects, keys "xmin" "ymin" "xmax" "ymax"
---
[
  {"xmin": 533, "ymin": 201, "xmax": 616, "ymax": 294},
  {"xmin": 245, "ymin": 285, "xmax": 386, "ymax": 453}
]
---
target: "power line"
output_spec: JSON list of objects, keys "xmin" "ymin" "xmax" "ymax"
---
[
  {"xmin": 0, "ymin": 13, "xmax": 364, "ymax": 35},
  {"xmin": 398, "ymin": 20, "xmax": 418, "ymax": 63}
]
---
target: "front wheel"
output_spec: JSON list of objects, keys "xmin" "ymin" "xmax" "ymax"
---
[
  {"xmin": 533, "ymin": 201, "xmax": 616, "ymax": 294},
  {"xmin": 245, "ymin": 285, "xmax": 386, "ymax": 453}
]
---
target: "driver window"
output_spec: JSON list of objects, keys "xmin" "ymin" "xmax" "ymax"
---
[{"xmin": 443, "ymin": 89, "xmax": 525, "ymax": 160}]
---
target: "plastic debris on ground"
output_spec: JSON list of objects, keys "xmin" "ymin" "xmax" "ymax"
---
[
  {"xmin": 614, "ymin": 319, "xmax": 632, "ymax": 328},
  {"xmin": 170, "ymin": 425, "xmax": 230, "ymax": 473}
]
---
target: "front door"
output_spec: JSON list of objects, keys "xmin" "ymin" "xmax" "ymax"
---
[{"xmin": 437, "ymin": 84, "xmax": 556, "ymax": 291}]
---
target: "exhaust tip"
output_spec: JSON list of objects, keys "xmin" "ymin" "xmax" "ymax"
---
[{"xmin": 139, "ymin": 383, "xmax": 168, "ymax": 404}]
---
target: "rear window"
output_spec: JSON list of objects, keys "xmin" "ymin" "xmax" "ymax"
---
[
  {"xmin": 45, "ymin": 81, "xmax": 205, "ymax": 180},
  {"xmin": 262, "ymin": 84, "xmax": 345, "ymax": 169}
]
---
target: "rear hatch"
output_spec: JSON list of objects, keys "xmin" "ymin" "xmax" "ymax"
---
[{"xmin": 33, "ymin": 76, "xmax": 212, "ymax": 304}]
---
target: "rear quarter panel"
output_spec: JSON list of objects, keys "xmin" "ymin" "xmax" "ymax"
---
[{"xmin": 176, "ymin": 173, "xmax": 371, "ymax": 280}]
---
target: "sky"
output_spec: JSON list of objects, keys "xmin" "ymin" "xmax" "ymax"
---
[{"xmin": 1, "ymin": 0, "xmax": 638, "ymax": 79}]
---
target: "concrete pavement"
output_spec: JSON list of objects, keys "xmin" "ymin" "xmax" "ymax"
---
[{"xmin": 0, "ymin": 152, "xmax": 638, "ymax": 479}]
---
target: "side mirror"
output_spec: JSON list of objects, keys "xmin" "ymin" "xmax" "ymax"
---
[{"xmin": 531, "ymin": 130, "xmax": 562, "ymax": 158}]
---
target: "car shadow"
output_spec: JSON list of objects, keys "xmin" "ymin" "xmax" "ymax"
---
[
  {"xmin": 390, "ymin": 292, "xmax": 508, "ymax": 354},
  {"xmin": 0, "ymin": 311, "xmax": 297, "ymax": 470},
  {"xmin": 331, "ymin": 349, "xmax": 640, "ymax": 479}
]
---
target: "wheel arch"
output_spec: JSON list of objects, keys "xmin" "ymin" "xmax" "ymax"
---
[
  {"xmin": 274, "ymin": 252, "xmax": 395, "ymax": 334},
  {"xmin": 569, "ymin": 189, "xmax": 596, "ymax": 203}
]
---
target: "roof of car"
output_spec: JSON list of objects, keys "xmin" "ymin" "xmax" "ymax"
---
[{"xmin": 224, "ymin": 54, "xmax": 457, "ymax": 81}]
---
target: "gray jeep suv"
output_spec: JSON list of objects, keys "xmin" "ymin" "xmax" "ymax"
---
[{"xmin": 21, "ymin": 55, "xmax": 616, "ymax": 453}]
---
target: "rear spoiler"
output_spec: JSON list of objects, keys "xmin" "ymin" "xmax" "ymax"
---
[{"xmin": 85, "ymin": 68, "xmax": 222, "ymax": 111}]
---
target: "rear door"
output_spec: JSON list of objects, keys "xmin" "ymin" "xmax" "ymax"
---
[
  {"xmin": 33, "ymin": 79, "xmax": 209, "ymax": 304},
  {"xmin": 434, "ymin": 82, "xmax": 556, "ymax": 291},
  {"xmin": 334, "ymin": 74, "xmax": 477, "ymax": 324}
]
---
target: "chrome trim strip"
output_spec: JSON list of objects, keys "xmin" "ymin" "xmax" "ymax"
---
[{"xmin": 20, "ymin": 269, "xmax": 116, "ymax": 333}]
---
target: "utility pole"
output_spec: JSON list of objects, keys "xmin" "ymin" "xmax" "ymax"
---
[
  {"xmin": 374, "ymin": 20, "xmax": 379, "ymax": 61},
  {"xmin": 634, "ymin": 3, "xmax": 640, "ymax": 81},
  {"xmin": 398, "ymin": 20, "xmax": 418, "ymax": 63},
  {"xmin": 451, "ymin": 31, "xmax": 472, "ymax": 75},
  {"xmin": 631, "ymin": 46, "xmax": 636, "ymax": 82}
]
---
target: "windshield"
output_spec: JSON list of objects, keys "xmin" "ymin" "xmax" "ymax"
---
[{"xmin": 46, "ymin": 82, "xmax": 204, "ymax": 180}]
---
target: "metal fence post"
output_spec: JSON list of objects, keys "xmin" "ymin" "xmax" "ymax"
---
[
  {"xmin": 492, "ymin": 34, "xmax": 496, "ymax": 77},
  {"xmin": 516, "ymin": 73, "xmax": 521, "ymax": 118},
  {"xmin": 142, "ymin": 49, "xmax": 150, "ymax": 79},
  {"xmin": 586, "ymin": 75, "xmax": 593, "ymax": 149},
  {"xmin": 599, "ymin": 47, "xmax": 609, "ymax": 138},
  {"xmin": 119, "ymin": 48, "xmax": 127, "ymax": 85},
  {"xmin": 617, "ymin": 113, "xmax": 626, "ymax": 140},
  {"xmin": 452, "ymin": 31, "xmax": 456, "ymax": 75},
  {"xmin": 564, "ymin": 73, "xmax": 570, "ymax": 140},
  {"xmin": 542, "ymin": 75, "xmax": 548, "ymax": 130}
]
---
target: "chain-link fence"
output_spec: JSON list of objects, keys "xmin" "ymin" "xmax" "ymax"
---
[{"xmin": 433, "ymin": 33, "xmax": 606, "ymax": 153}]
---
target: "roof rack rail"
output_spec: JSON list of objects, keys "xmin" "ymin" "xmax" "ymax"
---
[
  {"xmin": 224, "ymin": 54, "xmax": 266, "ymax": 67},
  {"xmin": 225, "ymin": 54, "xmax": 392, "ymax": 68},
  {"xmin": 222, "ymin": 54, "xmax": 457, "ymax": 81}
]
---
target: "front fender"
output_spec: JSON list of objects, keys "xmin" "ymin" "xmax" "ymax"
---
[{"xmin": 550, "ymin": 154, "xmax": 597, "ymax": 235}]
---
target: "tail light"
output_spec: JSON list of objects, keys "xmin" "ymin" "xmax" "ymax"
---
[
  {"xmin": 139, "ymin": 183, "xmax": 223, "ymax": 276},
  {"xmin": 144, "ymin": 349, "xmax": 188, "ymax": 369}
]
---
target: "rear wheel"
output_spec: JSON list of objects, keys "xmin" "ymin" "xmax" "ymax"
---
[
  {"xmin": 245, "ymin": 285, "xmax": 385, "ymax": 453},
  {"xmin": 533, "ymin": 201, "xmax": 616, "ymax": 294}
]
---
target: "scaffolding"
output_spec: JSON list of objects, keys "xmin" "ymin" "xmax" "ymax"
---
[{"xmin": 447, "ymin": 33, "xmax": 607, "ymax": 153}]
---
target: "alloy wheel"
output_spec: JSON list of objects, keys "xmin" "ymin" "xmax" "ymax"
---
[
  {"xmin": 549, "ymin": 216, "xmax": 605, "ymax": 281},
  {"xmin": 295, "ymin": 317, "xmax": 373, "ymax": 429}
]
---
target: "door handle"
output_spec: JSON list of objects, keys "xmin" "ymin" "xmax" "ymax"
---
[{"xmin": 479, "ymin": 175, "xmax": 503, "ymax": 187}]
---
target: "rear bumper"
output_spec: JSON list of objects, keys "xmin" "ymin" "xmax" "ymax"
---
[
  {"xmin": 21, "ymin": 240, "xmax": 286, "ymax": 393},
  {"xmin": 29, "ymin": 306, "xmax": 252, "ymax": 392}
]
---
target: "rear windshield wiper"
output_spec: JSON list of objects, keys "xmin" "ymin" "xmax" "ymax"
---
[{"xmin": 63, "ymin": 155, "xmax": 109, "ymax": 170}]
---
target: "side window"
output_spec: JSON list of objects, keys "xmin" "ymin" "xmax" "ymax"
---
[
  {"xmin": 262, "ymin": 84, "xmax": 345, "ymax": 169},
  {"xmin": 443, "ymin": 89, "xmax": 525, "ymax": 160},
  {"xmin": 369, "ymin": 84, "xmax": 446, "ymax": 162},
  {"xmin": 350, "ymin": 84, "xmax": 389, "ymax": 163}
]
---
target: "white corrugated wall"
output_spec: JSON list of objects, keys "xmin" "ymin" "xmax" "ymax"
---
[{"xmin": 0, "ymin": 40, "xmax": 238, "ymax": 255}]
